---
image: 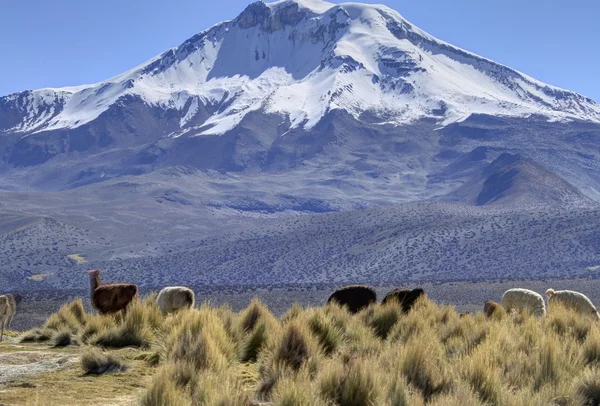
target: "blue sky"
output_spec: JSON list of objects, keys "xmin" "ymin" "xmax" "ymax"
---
[{"xmin": 1, "ymin": 0, "xmax": 599, "ymax": 101}]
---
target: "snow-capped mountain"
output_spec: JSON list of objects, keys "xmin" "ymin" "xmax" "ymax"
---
[
  {"xmin": 1, "ymin": 0, "xmax": 600, "ymax": 203},
  {"xmin": 3, "ymin": 0, "xmax": 599, "ymax": 137}
]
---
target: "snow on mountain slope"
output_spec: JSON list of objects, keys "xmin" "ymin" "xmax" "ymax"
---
[{"xmin": 2, "ymin": 0, "xmax": 600, "ymax": 138}]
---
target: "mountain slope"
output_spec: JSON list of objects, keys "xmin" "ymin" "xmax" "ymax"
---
[
  {"xmin": 4, "ymin": 202, "xmax": 599, "ymax": 290},
  {"xmin": 443, "ymin": 153, "xmax": 594, "ymax": 207}
]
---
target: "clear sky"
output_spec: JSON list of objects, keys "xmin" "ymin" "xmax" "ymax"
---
[{"xmin": 1, "ymin": 0, "xmax": 598, "ymax": 101}]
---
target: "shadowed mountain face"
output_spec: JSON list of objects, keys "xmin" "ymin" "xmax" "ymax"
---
[{"xmin": 444, "ymin": 153, "xmax": 594, "ymax": 207}]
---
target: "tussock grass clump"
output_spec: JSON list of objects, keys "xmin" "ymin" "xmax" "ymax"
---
[
  {"xmin": 281, "ymin": 302, "xmax": 304, "ymax": 323},
  {"xmin": 271, "ymin": 321, "xmax": 320, "ymax": 372},
  {"xmin": 80, "ymin": 314, "xmax": 116, "ymax": 343},
  {"xmin": 81, "ymin": 348, "xmax": 126, "ymax": 375},
  {"xmin": 43, "ymin": 299, "xmax": 87, "ymax": 333},
  {"xmin": 19, "ymin": 327, "xmax": 53, "ymax": 342},
  {"xmin": 238, "ymin": 299, "xmax": 279, "ymax": 363},
  {"xmin": 169, "ymin": 329, "xmax": 230, "ymax": 372},
  {"xmin": 240, "ymin": 320, "xmax": 270, "ymax": 363},
  {"xmin": 164, "ymin": 307, "xmax": 237, "ymax": 368},
  {"xmin": 583, "ymin": 327, "xmax": 600, "ymax": 366},
  {"xmin": 575, "ymin": 368, "xmax": 600, "ymax": 406},
  {"xmin": 461, "ymin": 352, "xmax": 503, "ymax": 405},
  {"xmin": 191, "ymin": 370, "xmax": 254, "ymax": 406},
  {"xmin": 401, "ymin": 338, "xmax": 452, "ymax": 401},
  {"xmin": 427, "ymin": 382, "xmax": 481, "ymax": 406},
  {"xmin": 319, "ymin": 359, "xmax": 380, "ymax": 406},
  {"xmin": 547, "ymin": 303, "xmax": 592, "ymax": 342},
  {"xmin": 239, "ymin": 298, "xmax": 274, "ymax": 333},
  {"xmin": 66, "ymin": 298, "xmax": 87, "ymax": 325},
  {"xmin": 272, "ymin": 373, "xmax": 325, "ymax": 406},
  {"xmin": 257, "ymin": 321, "xmax": 321, "ymax": 398},
  {"xmin": 308, "ymin": 310, "xmax": 345, "ymax": 355},
  {"xmin": 140, "ymin": 365, "xmax": 190, "ymax": 406},
  {"xmin": 52, "ymin": 329, "xmax": 78, "ymax": 347},
  {"xmin": 91, "ymin": 300, "xmax": 155, "ymax": 348},
  {"xmin": 363, "ymin": 302, "xmax": 401, "ymax": 340}
]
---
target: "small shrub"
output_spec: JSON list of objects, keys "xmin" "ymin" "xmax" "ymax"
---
[
  {"xmin": 52, "ymin": 330, "xmax": 78, "ymax": 347},
  {"xmin": 19, "ymin": 328, "xmax": 53, "ymax": 342},
  {"xmin": 81, "ymin": 348, "xmax": 126, "ymax": 375}
]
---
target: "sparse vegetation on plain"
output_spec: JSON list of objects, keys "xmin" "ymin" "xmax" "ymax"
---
[
  {"xmin": 1, "ymin": 295, "xmax": 600, "ymax": 406},
  {"xmin": 7, "ymin": 294, "xmax": 600, "ymax": 405}
]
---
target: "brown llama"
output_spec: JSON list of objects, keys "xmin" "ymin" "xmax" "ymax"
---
[
  {"xmin": 88, "ymin": 270, "xmax": 138, "ymax": 315},
  {"xmin": 382, "ymin": 288, "xmax": 426, "ymax": 313},
  {"xmin": 327, "ymin": 285, "xmax": 377, "ymax": 313},
  {"xmin": 483, "ymin": 300, "xmax": 505, "ymax": 318}
]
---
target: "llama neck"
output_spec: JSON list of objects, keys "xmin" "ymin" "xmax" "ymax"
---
[{"xmin": 89, "ymin": 273, "xmax": 101, "ymax": 295}]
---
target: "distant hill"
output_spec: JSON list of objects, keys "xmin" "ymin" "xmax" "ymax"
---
[{"xmin": 443, "ymin": 153, "xmax": 594, "ymax": 207}]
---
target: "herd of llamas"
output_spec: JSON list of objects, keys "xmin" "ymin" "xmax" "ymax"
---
[{"xmin": 1, "ymin": 270, "xmax": 600, "ymax": 341}]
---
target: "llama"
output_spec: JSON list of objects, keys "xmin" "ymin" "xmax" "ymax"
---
[
  {"xmin": 501, "ymin": 288, "xmax": 546, "ymax": 317},
  {"xmin": 483, "ymin": 300, "xmax": 504, "ymax": 318},
  {"xmin": 0, "ymin": 295, "xmax": 16, "ymax": 341},
  {"xmin": 327, "ymin": 285, "xmax": 377, "ymax": 313},
  {"xmin": 88, "ymin": 270, "xmax": 138, "ymax": 315},
  {"xmin": 4, "ymin": 294, "xmax": 20, "ymax": 329},
  {"xmin": 382, "ymin": 288, "xmax": 426, "ymax": 313},
  {"xmin": 546, "ymin": 289, "xmax": 600, "ymax": 320},
  {"xmin": 156, "ymin": 286, "xmax": 195, "ymax": 314}
]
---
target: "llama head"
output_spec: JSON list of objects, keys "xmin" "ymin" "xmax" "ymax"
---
[{"xmin": 545, "ymin": 289, "xmax": 556, "ymax": 298}]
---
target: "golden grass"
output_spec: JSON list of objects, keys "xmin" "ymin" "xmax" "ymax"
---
[{"xmin": 12, "ymin": 294, "xmax": 600, "ymax": 405}]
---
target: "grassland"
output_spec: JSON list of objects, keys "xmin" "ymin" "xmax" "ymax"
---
[{"xmin": 4, "ymin": 294, "xmax": 600, "ymax": 405}]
